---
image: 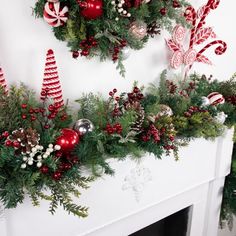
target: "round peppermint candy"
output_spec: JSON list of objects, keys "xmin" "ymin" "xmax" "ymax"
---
[
  {"xmin": 170, "ymin": 50, "xmax": 183, "ymax": 69},
  {"xmin": 207, "ymin": 92, "xmax": 225, "ymax": 105},
  {"xmin": 43, "ymin": 2, "xmax": 68, "ymax": 27}
]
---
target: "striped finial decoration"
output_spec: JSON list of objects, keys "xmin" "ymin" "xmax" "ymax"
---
[
  {"xmin": 40, "ymin": 49, "xmax": 64, "ymax": 108},
  {"xmin": 0, "ymin": 66, "xmax": 8, "ymax": 93}
]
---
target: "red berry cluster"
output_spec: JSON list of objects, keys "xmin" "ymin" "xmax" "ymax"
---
[
  {"xmin": 125, "ymin": 86, "xmax": 144, "ymax": 107},
  {"xmin": 105, "ymin": 123, "xmax": 123, "ymax": 135},
  {"xmin": 160, "ymin": 7, "xmax": 167, "ymax": 16},
  {"xmin": 72, "ymin": 37, "xmax": 98, "ymax": 58},
  {"xmin": 142, "ymin": 124, "xmax": 160, "ymax": 143},
  {"xmin": 40, "ymin": 154, "xmax": 79, "ymax": 181},
  {"xmin": 109, "ymin": 88, "xmax": 121, "ymax": 117},
  {"xmin": 184, "ymin": 106, "xmax": 206, "ymax": 117},
  {"xmin": 163, "ymin": 144, "xmax": 175, "ymax": 150},
  {"xmin": 112, "ymin": 40, "xmax": 127, "ymax": 62},
  {"xmin": 225, "ymin": 95, "xmax": 236, "ymax": 105},
  {"xmin": 0, "ymin": 131, "xmax": 20, "ymax": 148}
]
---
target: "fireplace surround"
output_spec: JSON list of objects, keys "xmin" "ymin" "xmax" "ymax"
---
[{"xmin": 0, "ymin": 128, "xmax": 234, "ymax": 236}]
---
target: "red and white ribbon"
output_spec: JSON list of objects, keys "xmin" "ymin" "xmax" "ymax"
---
[
  {"xmin": 41, "ymin": 49, "xmax": 64, "ymax": 107},
  {"xmin": 43, "ymin": 2, "xmax": 68, "ymax": 27},
  {"xmin": 0, "ymin": 66, "xmax": 7, "ymax": 93}
]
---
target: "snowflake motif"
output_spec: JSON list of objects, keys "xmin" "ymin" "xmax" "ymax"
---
[{"xmin": 122, "ymin": 165, "xmax": 152, "ymax": 202}]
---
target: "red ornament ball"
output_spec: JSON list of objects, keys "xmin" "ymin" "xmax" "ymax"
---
[
  {"xmin": 78, "ymin": 0, "xmax": 103, "ymax": 20},
  {"xmin": 56, "ymin": 128, "xmax": 80, "ymax": 153}
]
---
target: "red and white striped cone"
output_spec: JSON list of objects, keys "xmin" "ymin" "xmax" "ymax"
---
[
  {"xmin": 0, "ymin": 66, "xmax": 8, "ymax": 93},
  {"xmin": 207, "ymin": 92, "xmax": 225, "ymax": 106},
  {"xmin": 40, "ymin": 49, "xmax": 64, "ymax": 108}
]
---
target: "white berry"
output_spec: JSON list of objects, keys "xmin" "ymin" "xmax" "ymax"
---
[
  {"xmin": 37, "ymin": 162, "xmax": 42, "ymax": 168},
  {"xmin": 29, "ymin": 153, "xmax": 35, "ymax": 158},
  {"xmin": 48, "ymin": 144, "xmax": 53, "ymax": 148},
  {"xmin": 31, "ymin": 147, "xmax": 37, "ymax": 153},
  {"xmin": 37, "ymin": 155, "xmax": 42, "ymax": 160},
  {"xmin": 123, "ymin": 10, "xmax": 127, "ymax": 14},
  {"xmin": 47, "ymin": 148, "xmax": 54, "ymax": 153},
  {"xmin": 28, "ymin": 160, "xmax": 34, "ymax": 165},
  {"xmin": 21, "ymin": 163, "xmax": 27, "ymax": 169},
  {"xmin": 115, "ymin": 17, "xmax": 119, "ymax": 21},
  {"xmin": 111, "ymin": 1, "xmax": 116, "ymax": 5},
  {"xmin": 23, "ymin": 156, "xmax": 28, "ymax": 161},
  {"xmin": 127, "ymin": 13, "xmax": 131, "ymax": 17},
  {"xmin": 43, "ymin": 154, "xmax": 48, "ymax": 159},
  {"xmin": 118, "ymin": 3, "xmax": 122, "ymax": 7},
  {"xmin": 54, "ymin": 145, "xmax": 61, "ymax": 151},
  {"xmin": 118, "ymin": 8, "xmax": 123, "ymax": 13}
]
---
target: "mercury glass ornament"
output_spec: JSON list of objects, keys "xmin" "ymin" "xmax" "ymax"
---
[
  {"xmin": 214, "ymin": 112, "xmax": 227, "ymax": 124},
  {"xmin": 121, "ymin": 47, "xmax": 131, "ymax": 60},
  {"xmin": 73, "ymin": 119, "xmax": 94, "ymax": 135},
  {"xmin": 129, "ymin": 21, "xmax": 147, "ymax": 40},
  {"xmin": 201, "ymin": 96, "xmax": 210, "ymax": 106}
]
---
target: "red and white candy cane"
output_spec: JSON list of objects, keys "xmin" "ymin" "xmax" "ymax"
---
[
  {"xmin": 43, "ymin": 2, "xmax": 68, "ymax": 27},
  {"xmin": 207, "ymin": 92, "xmax": 225, "ymax": 105},
  {"xmin": 0, "ymin": 66, "xmax": 8, "ymax": 93},
  {"xmin": 197, "ymin": 40, "xmax": 227, "ymax": 57},
  {"xmin": 41, "ymin": 49, "xmax": 64, "ymax": 108},
  {"xmin": 185, "ymin": 6, "xmax": 197, "ymax": 48}
]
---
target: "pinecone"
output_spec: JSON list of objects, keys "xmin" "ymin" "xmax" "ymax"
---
[
  {"xmin": 131, "ymin": 105, "xmax": 145, "ymax": 132},
  {"xmin": 8, "ymin": 128, "xmax": 40, "ymax": 154},
  {"xmin": 147, "ymin": 22, "xmax": 161, "ymax": 38}
]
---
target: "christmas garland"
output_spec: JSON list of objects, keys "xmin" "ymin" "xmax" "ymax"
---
[
  {"xmin": 33, "ymin": 0, "xmax": 190, "ymax": 76},
  {"xmin": 0, "ymin": 69, "xmax": 235, "ymax": 217}
]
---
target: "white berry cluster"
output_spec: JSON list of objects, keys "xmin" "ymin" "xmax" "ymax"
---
[
  {"xmin": 21, "ymin": 144, "xmax": 61, "ymax": 169},
  {"xmin": 111, "ymin": 0, "xmax": 131, "ymax": 21}
]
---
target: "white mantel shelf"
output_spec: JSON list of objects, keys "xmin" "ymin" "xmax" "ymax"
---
[{"xmin": 0, "ymin": 128, "xmax": 234, "ymax": 236}]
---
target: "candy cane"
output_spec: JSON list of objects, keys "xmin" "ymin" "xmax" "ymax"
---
[
  {"xmin": 0, "ymin": 66, "xmax": 8, "ymax": 94},
  {"xmin": 197, "ymin": 40, "xmax": 227, "ymax": 57},
  {"xmin": 185, "ymin": 6, "xmax": 197, "ymax": 48}
]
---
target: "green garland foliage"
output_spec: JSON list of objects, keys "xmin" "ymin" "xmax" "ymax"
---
[
  {"xmin": 0, "ymin": 72, "xmax": 235, "ymax": 217},
  {"xmin": 33, "ymin": 0, "xmax": 189, "ymax": 76}
]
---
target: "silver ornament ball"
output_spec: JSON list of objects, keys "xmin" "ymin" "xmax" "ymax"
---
[
  {"xmin": 73, "ymin": 119, "xmax": 94, "ymax": 135},
  {"xmin": 121, "ymin": 47, "xmax": 131, "ymax": 60}
]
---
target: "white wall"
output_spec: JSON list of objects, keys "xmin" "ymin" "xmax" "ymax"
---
[{"xmin": 0, "ymin": 0, "xmax": 236, "ymax": 102}]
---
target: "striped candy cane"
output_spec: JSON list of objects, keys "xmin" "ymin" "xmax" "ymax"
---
[{"xmin": 197, "ymin": 40, "xmax": 227, "ymax": 57}]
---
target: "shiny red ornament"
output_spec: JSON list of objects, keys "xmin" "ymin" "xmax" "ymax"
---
[
  {"xmin": 78, "ymin": 0, "xmax": 103, "ymax": 20},
  {"xmin": 56, "ymin": 128, "xmax": 80, "ymax": 153}
]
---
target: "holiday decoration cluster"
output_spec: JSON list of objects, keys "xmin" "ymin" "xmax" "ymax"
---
[
  {"xmin": 34, "ymin": 0, "xmax": 189, "ymax": 75},
  {"xmin": 0, "ymin": 49, "xmax": 235, "ymax": 216}
]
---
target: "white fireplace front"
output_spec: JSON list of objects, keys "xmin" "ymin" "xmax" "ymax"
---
[{"xmin": 0, "ymin": 128, "xmax": 234, "ymax": 236}]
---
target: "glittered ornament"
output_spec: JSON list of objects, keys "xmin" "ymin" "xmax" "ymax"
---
[
  {"xmin": 201, "ymin": 96, "xmax": 210, "ymax": 106},
  {"xmin": 207, "ymin": 92, "xmax": 225, "ymax": 105},
  {"xmin": 43, "ymin": 2, "xmax": 68, "ymax": 27},
  {"xmin": 121, "ymin": 47, "xmax": 131, "ymax": 60},
  {"xmin": 56, "ymin": 128, "xmax": 79, "ymax": 153},
  {"xmin": 78, "ymin": 0, "xmax": 103, "ymax": 20},
  {"xmin": 157, "ymin": 105, "xmax": 173, "ymax": 117},
  {"xmin": 214, "ymin": 112, "xmax": 227, "ymax": 124},
  {"xmin": 73, "ymin": 119, "xmax": 94, "ymax": 135},
  {"xmin": 129, "ymin": 21, "xmax": 147, "ymax": 40}
]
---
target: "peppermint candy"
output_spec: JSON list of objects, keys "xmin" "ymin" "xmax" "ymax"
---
[
  {"xmin": 207, "ymin": 92, "xmax": 225, "ymax": 105},
  {"xmin": 183, "ymin": 48, "xmax": 197, "ymax": 65},
  {"xmin": 43, "ymin": 2, "xmax": 68, "ymax": 27},
  {"xmin": 172, "ymin": 25, "xmax": 186, "ymax": 44},
  {"xmin": 170, "ymin": 50, "xmax": 183, "ymax": 69}
]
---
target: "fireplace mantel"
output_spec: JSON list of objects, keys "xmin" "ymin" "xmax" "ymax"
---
[{"xmin": 0, "ymin": 128, "xmax": 234, "ymax": 236}]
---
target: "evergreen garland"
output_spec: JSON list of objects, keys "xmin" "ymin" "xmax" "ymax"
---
[
  {"xmin": 0, "ymin": 72, "xmax": 235, "ymax": 217},
  {"xmin": 33, "ymin": 0, "xmax": 189, "ymax": 76}
]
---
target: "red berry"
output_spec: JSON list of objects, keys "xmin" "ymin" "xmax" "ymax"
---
[
  {"xmin": 72, "ymin": 51, "xmax": 80, "ymax": 58},
  {"xmin": 184, "ymin": 112, "xmax": 191, "ymax": 117},
  {"xmin": 52, "ymin": 171, "xmax": 62, "ymax": 181},
  {"xmin": 64, "ymin": 163, "xmax": 72, "ymax": 170},
  {"xmin": 172, "ymin": 0, "xmax": 181, "ymax": 8},
  {"xmin": 81, "ymin": 50, "xmax": 89, "ymax": 56},
  {"xmin": 44, "ymin": 124, "xmax": 50, "ymax": 129},
  {"xmin": 169, "ymin": 135, "xmax": 175, "ymax": 142},
  {"xmin": 21, "ymin": 104, "xmax": 27, "ymax": 109},
  {"xmin": 109, "ymin": 91, "xmax": 114, "ymax": 96},
  {"xmin": 5, "ymin": 140, "xmax": 12, "ymax": 147},
  {"xmin": 29, "ymin": 108, "xmax": 34, "ymax": 114},
  {"xmin": 2, "ymin": 131, "xmax": 9, "ymax": 138},
  {"xmin": 48, "ymin": 105, "xmax": 55, "ymax": 112},
  {"xmin": 71, "ymin": 157, "xmax": 79, "ymax": 164},
  {"xmin": 160, "ymin": 8, "xmax": 167, "ymax": 15},
  {"xmin": 133, "ymin": 87, "xmax": 139, "ymax": 93},
  {"xmin": 40, "ymin": 165, "xmax": 49, "ymax": 174},
  {"xmin": 13, "ymin": 141, "xmax": 20, "ymax": 148},
  {"xmin": 21, "ymin": 114, "xmax": 27, "ymax": 119},
  {"xmin": 34, "ymin": 108, "xmax": 40, "ymax": 113},
  {"xmin": 31, "ymin": 115, "xmax": 36, "ymax": 121}
]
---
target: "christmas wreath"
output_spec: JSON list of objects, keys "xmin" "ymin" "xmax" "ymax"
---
[
  {"xmin": 33, "ymin": 0, "xmax": 190, "ymax": 75},
  {"xmin": 0, "ymin": 50, "xmax": 235, "ymax": 216}
]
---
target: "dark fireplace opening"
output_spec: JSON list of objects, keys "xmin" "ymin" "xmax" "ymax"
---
[{"xmin": 129, "ymin": 207, "xmax": 190, "ymax": 236}]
